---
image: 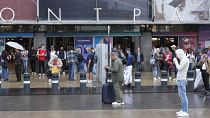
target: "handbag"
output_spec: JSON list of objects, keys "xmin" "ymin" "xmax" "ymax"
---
[
  {"xmin": 150, "ymin": 57, "xmax": 155, "ymax": 65},
  {"xmin": 51, "ymin": 66, "xmax": 60, "ymax": 74}
]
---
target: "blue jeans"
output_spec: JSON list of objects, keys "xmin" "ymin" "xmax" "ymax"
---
[
  {"xmin": 23, "ymin": 59, "xmax": 28, "ymax": 73},
  {"xmin": 2, "ymin": 67, "xmax": 9, "ymax": 80},
  {"xmin": 153, "ymin": 65, "xmax": 160, "ymax": 78},
  {"xmin": 177, "ymin": 80, "xmax": 188, "ymax": 112},
  {"xmin": 69, "ymin": 63, "xmax": 74, "ymax": 80}
]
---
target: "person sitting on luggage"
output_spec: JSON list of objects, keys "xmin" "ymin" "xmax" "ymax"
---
[
  {"xmin": 104, "ymin": 51, "xmax": 124, "ymax": 105},
  {"xmin": 48, "ymin": 55, "xmax": 63, "ymax": 83}
]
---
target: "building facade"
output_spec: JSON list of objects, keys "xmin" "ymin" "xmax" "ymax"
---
[{"xmin": 0, "ymin": 0, "xmax": 210, "ymax": 72}]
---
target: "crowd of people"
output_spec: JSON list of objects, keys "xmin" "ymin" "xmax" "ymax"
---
[
  {"xmin": 151, "ymin": 44, "xmax": 203, "ymax": 80},
  {"xmin": 151, "ymin": 44, "xmax": 210, "ymax": 96}
]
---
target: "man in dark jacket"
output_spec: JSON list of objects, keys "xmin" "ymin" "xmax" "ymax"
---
[
  {"xmin": 105, "ymin": 51, "xmax": 124, "ymax": 105},
  {"xmin": 28, "ymin": 46, "xmax": 37, "ymax": 75},
  {"xmin": 134, "ymin": 47, "xmax": 144, "ymax": 72},
  {"xmin": 57, "ymin": 46, "xmax": 66, "ymax": 74},
  {"xmin": 13, "ymin": 49, "xmax": 22, "ymax": 81}
]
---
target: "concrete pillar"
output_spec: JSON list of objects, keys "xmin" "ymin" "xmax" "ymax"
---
[
  {"xmin": 140, "ymin": 32, "xmax": 152, "ymax": 72},
  {"xmin": 34, "ymin": 33, "xmax": 46, "ymax": 49}
]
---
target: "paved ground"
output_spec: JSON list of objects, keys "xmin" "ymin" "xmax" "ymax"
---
[
  {"xmin": 0, "ymin": 108, "xmax": 210, "ymax": 118},
  {"xmin": 0, "ymin": 93, "xmax": 209, "ymax": 118},
  {"xmin": 0, "ymin": 93, "xmax": 209, "ymax": 117}
]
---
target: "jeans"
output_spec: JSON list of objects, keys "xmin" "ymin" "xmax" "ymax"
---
[
  {"xmin": 136, "ymin": 62, "xmax": 141, "ymax": 72},
  {"xmin": 39, "ymin": 60, "xmax": 45, "ymax": 74},
  {"xmin": 30, "ymin": 59, "xmax": 36, "ymax": 73},
  {"xmin": 15, "ymin": 64, "xmax": 22, "ymax": 81},
  {"xmin": 174, "ymin": 64, "xmax": 177, "ymax": 78},
  {"xmin": 153, "ymin": 65, "xmax": 160, "ymax": 78},
  {"xmin": 2, "ymin": 67, "xmax": 8, "ymax": 80},
  {"xmin": 177, "ymin": 80, "xmax": 188, "ymax": 113},
  {"xmin": 23, "ymin": 59, "xmax": 28, "ymax": 73},
  {"xmin": 69, "ymin": 63, "xmax": 74, "ymax": 80},
  {"xmin": 165, "ymin": 63, "xmax": 172, "ymax": 77},
  {"xmin": 201, "ymin": 70, "xmax": 209, "ymax": 91},
  {"xmin": 188, "ymin": 63, "xmax": 192, "ymax": 70}
]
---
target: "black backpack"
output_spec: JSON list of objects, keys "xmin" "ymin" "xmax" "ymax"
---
[
  {"xmin": 92, "ymin": 52, "xmax": 98, "ymax": 63},
  {"xmin": 131, "ymin": 55, "xmax": 136, "ymax": 66},
  {"xmin": 77, "ymin": 53, "xmax": 84, "ymax": 63}
]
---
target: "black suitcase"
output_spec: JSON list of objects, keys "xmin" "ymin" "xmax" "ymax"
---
[{"xmin": 102, "ymin": 83, "xmax": 116, "ymax": 104}]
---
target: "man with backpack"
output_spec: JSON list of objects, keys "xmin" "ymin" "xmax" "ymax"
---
[{"xmin": 91, "ymin": 47, "xmax": 98, "ymax": 74}]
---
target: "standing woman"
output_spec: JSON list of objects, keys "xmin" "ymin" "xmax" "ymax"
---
[
  {"xmin": 164, "ymin": 47, "xmax": 173, "ymax": 80},
  {"xmin": 153, "ymin": 48, "xmax": 161, "ymax": 80},
  {"xmin": 29, "ymin": 46, "xmax": 37, "ymax": 75},
  {"xmin": 198, "ymin": 49, "xmax": 210, "ymax": 96},
  {"xmin": 1, "ymin": 49, "xmax": 9, "ymax": 81},
  {"xmin": 37, "ymin": 44, "xmax": 47, "ymax": 77},
  {"xmin": 21, "ymin": 47, "xmax": 29, "ymax": 74},
  {"xmin": 186, "ymin": 48, "xmax": 195, "ymax": 70}
]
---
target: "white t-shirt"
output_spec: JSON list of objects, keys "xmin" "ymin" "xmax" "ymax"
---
[{"xmin": 50, "ymin": 51, "xmax": 56, "ymax": 59}]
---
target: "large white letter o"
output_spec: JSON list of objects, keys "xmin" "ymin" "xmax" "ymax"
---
[{"xmin": 0, "ymin": 7, "xmax": 15, "ymax": 22}]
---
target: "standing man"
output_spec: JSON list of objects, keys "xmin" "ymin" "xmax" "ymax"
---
[
  {"xmin": 171, "ymin": 45, "xmax": 177, "ymax": 80},
  {"xmin": 67, "ymin": 46, "xmax": 77, "ymax": 81},
  {"xmin": 57, "ymin": 46, "xmax": 66, "ymax": 75},
  {"xmin": 104, "ymin": 51, "xmax": 124, "ymax": 105},
  {"xmin": 86, "ymin": 48, "xmax": 94, "ymax": 87},
  {"xmin": 125, "ymin": 48, "xmax": 133, "ymax": 87},
  {"xmin": 134, "ymin": 47, "xmax": 144, "ymax": 72},
  {"xmin": 173, "ymin": 49, "xmax": 189, "ymax": 117},
  {"xmin": 29, "ymin": 46, "xmax": 37, "ymax": 76},
  {"xmin": 14, "ymin": 49, "xmax": 22, "ymax": 82},
  {"xmin": 195, "ymin": 44, "xmax": 203, "ymax": 58}
]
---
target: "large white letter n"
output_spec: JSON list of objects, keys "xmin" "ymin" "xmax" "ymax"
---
[{"xmin": 48, "ymin": 8, "xmax": 61, "ymax": 22}]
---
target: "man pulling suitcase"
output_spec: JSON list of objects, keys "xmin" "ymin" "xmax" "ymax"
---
[{"xmin": 104, "ymin": 51, "xmax": 124, "ymax": 105}]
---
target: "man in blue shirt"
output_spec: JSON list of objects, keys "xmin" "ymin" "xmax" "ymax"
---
[
  {"xmin": 86, "ymin": 48, "xmax": 94, "ymax": 87},
  {"xmin": 124, "ymin": 48, "xmax": 133, "ymax": 87}
]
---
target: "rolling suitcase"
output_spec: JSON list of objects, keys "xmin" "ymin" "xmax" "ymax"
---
[
  {"xmin": 102, "ymin": 83, "xmax": 116, "ymax": 104},
  {"xmin": 102, "ymin": 71, "xmax": 116, "ymax": 104}
]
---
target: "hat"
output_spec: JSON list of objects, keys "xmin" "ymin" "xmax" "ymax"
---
[
  {"xmin": 170, "ymin": 45, "xmax": 176, "ymax": 48},
  {"xmin": 126, "ymin": 48, "xmax": 131, "ymax": 51},
  {"xmin": 202, "ymin": 48, "xmax": 207, "ymax": 54},
  {"xmin": 51, "ymin": 45, "xmax": 54, "ymax": 48}
]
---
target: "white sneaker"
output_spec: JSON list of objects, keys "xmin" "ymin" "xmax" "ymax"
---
[
  {"xmin": 158, "ymin": 77, "xmax": 161, "ymax": 80},
  {"xmin": 121, "ymin": 102, "xmax": 125, "ymax": 105},
  {"xmin": 176, "ymin": 110, "xmax": 183, "ymax": 115},
  {"xmin": 48, "ymin": 79, "xmax": 52, "ymax": 83},
  {"xmin": 42, "ymin": 74, "xmax": 46, "ymax": 76},
  {"xmin": 63, "ymin": 72, "xmax": 65, "ymax": 75},
  {"xmin": 153, "ymin": 77, "xmax": 157, "ymax": 80},
  {"xmin": 169, "ymin": 76, "xmax": 172, "ymax": 80},
  {"xmin": 39, "ymin": 73, "xmax": 41, "ymax": 76},
  {"xmin": 112, "ymin": 102, "xmax": 121, "ymax": 105},
  {"xmin": 176, "ymin": 112, "xmax": 189, "ymax": 117}
]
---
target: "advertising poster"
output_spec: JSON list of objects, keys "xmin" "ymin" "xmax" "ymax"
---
[
  {"xmin": 199, "ymin": 26, "xmax": 210, "ymax": 47},
  {"xmin": 179, "ymin": 36, "xmax": 196, "ymax": 51},
  {"xmin": 94, "ymin": 36, "xmax": 113, "ymax": 47},
  {"xmin": 75, "ymin": 37, "xmax": 93, "ymax": 59},
  {"xmin": 154, "ymin": 0, "xmax": 210, "ymax": 22}
]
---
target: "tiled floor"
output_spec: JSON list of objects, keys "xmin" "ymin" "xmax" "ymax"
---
[
  {"xmin": 0, "ymin": 109, "xmax": 210, "ymax": 118},
  {"xmin": 1, "ymin": 72, "xmax": 177, "ymax": 88},
  {"xmin": 0, "ymin": 93, "xmax": 209, "ymax": 118}
]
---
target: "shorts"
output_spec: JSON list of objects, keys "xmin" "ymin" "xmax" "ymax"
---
[{"xmin": 88, "ymin": 64, "xmax": 94, "ymax": 73}]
